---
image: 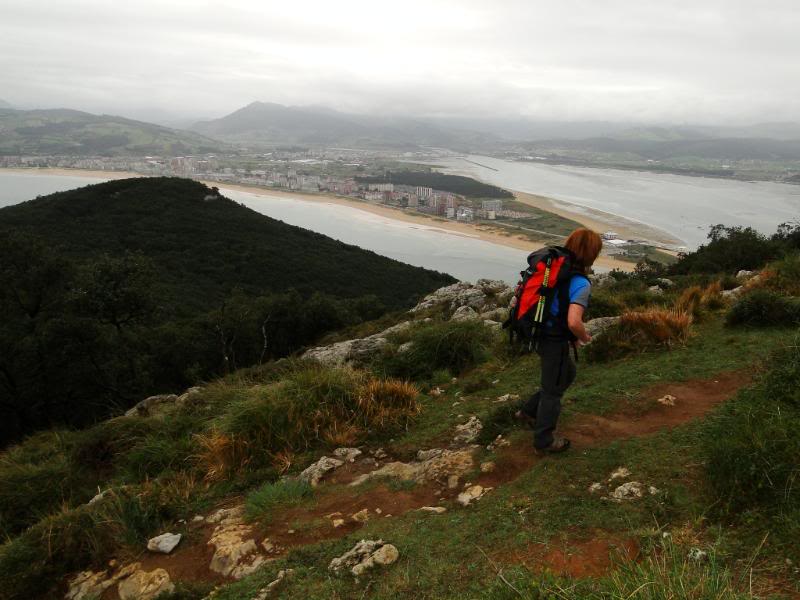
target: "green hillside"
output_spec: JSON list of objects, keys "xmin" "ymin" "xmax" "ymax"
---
[
  {"xmin": 0, "ymin": 177, "xmax": 455, "ymax": 445},
  {"xmin": 0, "ymin": 108, "xmax": 223, "ymax": 156}
]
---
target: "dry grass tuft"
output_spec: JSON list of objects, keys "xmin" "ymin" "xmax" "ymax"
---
[
  {"xmin": 192, "ymin": 430, "xmax": 248, "ymax": 483},
  {"xmin": 620, "ymin": 309, "xmax": 692, "ymax": 346}
]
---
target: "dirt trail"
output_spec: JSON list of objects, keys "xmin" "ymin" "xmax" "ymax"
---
[{"xmin": 99, "ymin": 371, "xmax": 749, "ymax": 593}]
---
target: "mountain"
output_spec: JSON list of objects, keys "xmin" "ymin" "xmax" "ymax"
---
[
  {"xmin": 0, "ymin": 177, "xmax": 454, "ymax": 312},
  {"xmin": 0, "ymin": 108, "xmax": 224, "ymax": 156},
  {"xmin": 191, "ymin": 101, "xmax": 497, "ymax": 149},
  {"xmin": 0, "ymin": 99, "xmax": 12, "ymax": 109}
]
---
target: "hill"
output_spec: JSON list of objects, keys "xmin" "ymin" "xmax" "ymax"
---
[
  {"xmin": 0, "ymin": 177, "xmax": 454, "ymax": 444},
  {"xmin": 0, "ymin": 108, "xmax": 223, "ymax": 156},
  {"xmin": 1, "ymin": 257, "xmax": 799, "ymax": 599},
  {"xmin": 0, "ymin": 99, "xmax": 12, "ymax": 109},
  {"xmin": 191, "ymin": 101, "xmax": 496, "ymax": 149},
  {"xmin": 355, "ymin": 171, "xmax": 514, "ymax": 198}
]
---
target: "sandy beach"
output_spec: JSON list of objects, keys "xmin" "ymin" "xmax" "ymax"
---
[{"xmin": 3, "ymin": 167, "xmax": 636, "ymax": 271}]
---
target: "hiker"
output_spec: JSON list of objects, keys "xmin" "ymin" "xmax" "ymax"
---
[{"xmin": 511, "ymin": 228, "xmax": 603, "ymax": 454}]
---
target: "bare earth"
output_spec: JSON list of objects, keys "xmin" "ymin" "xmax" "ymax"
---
[{"xmin": 4, "ymin": 168, "xmax": 654, "ymax": 271}]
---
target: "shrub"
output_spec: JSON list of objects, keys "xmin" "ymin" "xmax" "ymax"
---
[
  {"xmin": 725, "ymin": 289, "xmax": 800, "ymax": 327},
  {"xmin": 245, "ymin": 479, "xmax": 313, "ymax": 521},
  {"xmin": 375, "ymin": 320, "xmax": 495, "ymax": 381},
  {"xmin": 196, "ymin": 366, "xmax": 419, "ymax": 477},
  {"xmin": 704, "ymin": 343, "xmax": 800, "ymax": 513},
  {"xmin": 584, "ymin": 292, "xmax": 624, "ymax": 319},
  {"xmin": 585, "ymin": 309, "xmax": 691, "ymax": 363},
  {"xmin": 755, "ymin": 253, "xmax": 800, "ymax": 296}
]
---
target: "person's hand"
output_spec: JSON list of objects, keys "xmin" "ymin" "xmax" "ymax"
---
[{"xmin": 578, "ymin": 334, "xmax": 592, "ymax": 346}]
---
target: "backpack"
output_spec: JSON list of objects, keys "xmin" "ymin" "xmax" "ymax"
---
[{"xmin": 503, "ymin": 246, "xmax": 586, "ymax": 351}]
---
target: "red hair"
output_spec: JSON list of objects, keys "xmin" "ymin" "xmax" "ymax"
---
[{"xmin": 564, "ymin": 228, "xmax": 603, "ymax": 272}]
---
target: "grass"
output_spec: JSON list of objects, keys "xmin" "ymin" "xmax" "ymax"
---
[{"xmin": 245, "ymin": 479, "xmax": 314, "ymax": 522}]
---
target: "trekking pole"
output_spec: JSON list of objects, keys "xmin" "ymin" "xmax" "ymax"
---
[{"xmin": 533, "ymin": 258, "xmax": 552, "ymax": 325}]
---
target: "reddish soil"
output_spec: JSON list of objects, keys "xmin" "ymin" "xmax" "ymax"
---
[
  {"xmin": 496, "ymin": 531, "xmax": 640, "ymax": 578},
  {"xmin": 91, "ymin": 370, "xmax": 749, "ymax": 593}
]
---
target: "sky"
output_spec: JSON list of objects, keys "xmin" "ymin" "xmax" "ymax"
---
[{"xmin": 1, "ymin": 0, "xmax": 799, "ymax": 125}]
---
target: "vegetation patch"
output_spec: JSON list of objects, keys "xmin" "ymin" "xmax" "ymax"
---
[{"xmin": 586, "ymin": 309, "xmax": 691, "ymax": 363}]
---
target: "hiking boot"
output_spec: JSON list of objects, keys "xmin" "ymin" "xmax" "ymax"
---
[
  {"xmin": 535, "ymin": 437, "xmax": 571, "ymax": 455},
  {"xmin": 514, "ymin": 409, "xmax": 536, "ymax": 429}
]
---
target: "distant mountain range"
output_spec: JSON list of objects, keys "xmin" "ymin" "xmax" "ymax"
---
[
  {"xmin": 0, "ymin": 99, "xmax": 12, "ymax": 109},
  {"xmin": 0, "ymin": 108, "xmax": 223, "ymax": 156},
  {"xmin": 190, "ymin": 101, "xmax": 497, "ymax": 149}
]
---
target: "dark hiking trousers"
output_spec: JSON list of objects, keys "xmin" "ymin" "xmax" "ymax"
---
[{"xmin": 520, "ymin": 337, "xmax": 576, "ymax": 449}]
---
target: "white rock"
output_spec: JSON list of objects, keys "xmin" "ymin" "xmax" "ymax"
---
[
  {"xmin": 736, "ymin": 270, "xmax": 755, "ymax": 280},
  {"xmin": 480, "ymin": 461, "xmax": 496, "ymax": 473},
  {"xmin": 657, "ymin": 394, "xmax": 676, "ymax": 406},
  {"xmin": 453, "ymin": 416, "xmax": 482, "ymax": 445},
  {"xmin": 495, "ymin": 393, "xmax": 520, "ymax": 403},
  {"xmin": 649, "ymin": 486, "xmax": 661, "ymax": 495},
  {"xmin": 688, "ymin": 548, "xmax": 708, "ymax": 562},
  {"xmin": 457, "ymin": 485, "xmax": 491, "ymax": 507},
  {"xmin": 588, "ymin": 482, "xmax": 604, "ymax": 494},
  {"xmin": 584, "ymin": 316, "xmax": 621, "ymax": 339},
  {"xmin": 417, "ymin": 448, "xmax": 444, "ymax": 461},
  {"xmin": 298, "ymin": 456, "xmax": 344, "ymax": 487},
  {"xmin": 329, "ymin": 540, "xmax": 399, "ymax": 577},
  {"xmin": 147, "ymin": 532, "xmax": 181, "ymax": 554},
  {"xmin": 124, "ymin": 394, "xmax": 179, "ymax": 418},
  {"xmin": 117, "ymin": 568, "xmax": 174, "ymax": 600},
  {"xmin": 452, "ymin": 305, "xmax": 480, "ymax": 322},
  {"xmin": 351, "ymin": 509, "xmax": 370, "ymax": 523},
  {"xmin": 351, "ymin": 447, "xmax": 477, "ymax": 487},
  {"xmin": 648, "ymin": 285, "xmax": 664, "ymax": 295},
  {"xmin": 252, "ymin": 569, "xmax": 294, "ymax": 600},
  {"xmin": 611, "ymin": 481, "xmax": 644, "ymax": 501},
  {"xmin": 722, "ymin": 286, "xmax": 744, "ymax": 298},
  {"xmin": 419, "ymin": 506, "xmax": 447, "ymax": 514},
  {"xmin": 192, "ymin": 515, "xmax": 206, "ymax": 523},
  {"xmin": 656, "ymin": 278, "xmax": 675, "ymax": 288},
  {"xmin": 333, "ymin": 447, "xmax": 362, "ymax": 463},
  {"xmin": 397, "ymin": 341, "xmax": 414, "ymax": 353},
  {"xmin": 608, "ymin": 467, "xmax": 632, "ymax": 481}
]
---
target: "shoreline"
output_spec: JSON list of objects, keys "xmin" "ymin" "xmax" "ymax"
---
[{"xmin": 2, "ymin": 167, "xmax": 635, "ymax": 271}]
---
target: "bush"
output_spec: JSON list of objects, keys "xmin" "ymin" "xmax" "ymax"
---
[
  {"xmin": 704, "ymin": 343, "xmax": 800, "ymax": 513},
  {"xmin": 725, "ymin": 289, "xmax": 800, "ymax": 327},
  {"xmin": 671, "ymin": 225, "xmax": 780, "ymax": 275},
  {"xmin": 584, "ymin": 292, "xmax": 624, "ymax": 319},
  {"xmin": 585, "ymin": 309, "xmax": 691, "ymax": 363},
  {"xmin": 196, "ymin": 366, "xmax": 419, "ymax": 477},
  {"xmin": 374, "ymin": 320, "xmax": 495, "ymax": 381}
]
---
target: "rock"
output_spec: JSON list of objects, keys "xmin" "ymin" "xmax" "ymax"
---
[
  {"xmin": 298, "ymin": 456, "xmax": 344, "ymax": 487},
  {"xmin": 351, "ymin": 509, "xmax": 370, "ymax": 523},
  {"xmin": 480, "ymin": 461, "xmax": 496, "ymax": 473},
  {"xmin": 495, "ymin": 393, "xmax": 520, "ymax": 403},
  {"xmin": 333, "ymin": 447, "xmax": 362, "ymax": 463},
  {"xmin": 648, "ymin": 285, "xmax": 664, "ymax": 295},
  {"xmin": 351, "ymin": 447, "xmax": 477, "ymax": 487},
  {"xmin": 124, "ymin": 394, "xmax": 179, "ymax": 418},
  {"xmin": 655, "ymin": 278, "xmax": 675, "ymax": 288},
  {"xmin": 476, "ymin": 279, "xmax": 509, "ymax": 295},
  {"xmin": 416, "ymin": 449, "xmax": 443, "ymax": 461},
  {"xmin": 657, "ymin": 394, "xmax": 676, "ymax": 406},
  {"xmin": 397, "ymin": 341, "xmax": 414, "ymax": 353},
  {"xmin": 589, "ymin": 273, "xmax": 615, "ymax": 288},
  {"xmin": 332, "ymin": 518, "xmax": 345, "ymax": 528},
  {"xmin": 608, "ymin": 467, "xmax": 631, "ymax": 481},
  {"xmin": 410, "ymin": 281, "xmax": 506, "ymax": 314},
  {"xmin": 252, "ymin": 569, "xmax": 294, "ymax": 600},
  {"xmin": 419, "ymin": 506, "xmax": 447, "ymax": 514},
  {"xmin": 329, "ymin": 539, "xmax": 399, "ymax": 577},
  {"xmin": 483, "ymin": 319, "xmax": 502, "ymax": 330},
  {"xmin": 117, "ymin": 568, "xmax": 174, "ymax": 600},
  {"xmin": 588, "ymin": 482, "xmax": 604, "ymax": 494},
  {"xmin": 207, "ymin": 506, "xmax": 266, "ymax": 579},
  {"xmin": 66, "ymin": 570, "xmax": 116, "ymax": 600},
  {"xmin": 736, "ymin": 270, "xmax": 755, "ymax": 280},
  {"xmin": 486, "ymin": 435, "xmax": 511, "ymax": 451},
  {"xmin": 429, "ymin": 386, "xmax": 444, "ymax": 397},
  {"xmin": 451, "ymin": 305, "xmax": 480, "ymax": 322},
  {"xmin": 302, "ymin": 335, "xmax": 389, "ymax": 367},
  {"xmin": 457, "ymin": 485, "xmax": 490, "ymax": 507},
  {"xmin": 447, "ymin": 474, "xmax": 460, "ymax": 489},
  {"xmin": 192, "ymin": 515, "xmax": 206, "ymax": 523},
  {"xmin": 584, "ymin": 316, "xmax": 621, "ymax": 338},
  {"xmin": 688, "ymin": 548, "xmax": 708, "ymax": 562},
  {"xmin": 261, "ymin": 539, "xmax": 276, "ymax": 553},
  {"xmin": 649, "ymin": 486, "xmax": 661, "ymax": 495},
  {"xmin": 611, "ymin": 481, "xmax": 644, "ymax": 501},
  {"xmin": 453, "ymin": 416, "xmax": 482, "ymax": 445},
  {"xmin": 147, "ymin": 532, "xmax": 181, "ymax": 554},
  {"xmin": 479, "ymin": 307, "xmax": 508, "ymax": 322},
  {"xmin": 722, "ymin": 286, "xmax": 744, "ymax": 298},
  {"xmin": 372, "ymin": 448, "xmax": 388, "ymax": 459},
  {"xmin": 87, "ymin": 488, "xmax": 111, "ymax": 506}
]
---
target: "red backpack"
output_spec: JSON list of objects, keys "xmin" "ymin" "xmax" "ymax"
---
[{"xmin": 503, "ymin": 246, "xmax": 584, "ymax": 351}]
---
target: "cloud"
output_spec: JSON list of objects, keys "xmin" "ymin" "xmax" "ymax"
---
[{"xmin": 1, "ymin": 0, "xmax": 798, "ymax": 124}]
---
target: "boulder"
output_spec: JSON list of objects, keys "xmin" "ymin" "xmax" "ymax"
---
[
  {"xmin": 648, "ymin": 285, "xmax": 664, "ymax": 295},
  {"xmin": 483, "ymin": 319, "xmax": 502, "ymax": 330},
  {"xmin": 453, "ymin": 416, "xmax": 482, "ymax": 445},
  {"xmin": 298, "ymin": 456, "xmax": 344, "ymax": 487},
  {"xmin": 585, "ymin": 316, "xmax": 620, "ymax": 338},
  {"xmin": 333, "ymin": 447, "xmax": 362, "ymax": 463},
  {"xmin": 252, "ymin": 569, "xmax": 294, "ymax": 600},
  {"xmin": 451, "ymin": 305, "xmax": 480, "ymax": 322},
  {"xmin": 117, "ymin": 568, "xmax": 174, "ymax": 600},
  {"xmin": 329, "ymin": 539, "xmax": 399, "ymax": 577},
  {"xmin": 476, "ymin": 279, "xmax": 509, "ymax": 295},
  {"xmin": 655, "ymin": 278, "xmax": 675, "ymax": 288},
  {"xmin": 736, "ymin": 270, "xmax": 755, "ymax": 280},
  {"xmin": 206, "ymin": 505, "xmax": 267, "ymax": 579},
  {"xmin": 350, "ymin": 447, "xmax": 476, "ymax": 487},
  {"xmin": 479, "ymin": 307, "xmax": 508, "ymax": 322},
  {"xmin": 397, "ymin": 341, "xmax": 414, "ymax": 353},
  {"xmin": 722, "ymin": 286, "xmax": 744, "ymax": 298},
  {"xmin": 66, "ymin": 570, "xmax": 116, "ymax": 600},
  {"xmin": 147, "ymin": 532, "xmax": 181, "ymax": 554},
  {"xmin": 589, "ymin": 273, "xmax": 615, "ymax": 288}
]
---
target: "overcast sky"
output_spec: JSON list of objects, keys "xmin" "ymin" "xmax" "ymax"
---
[{"xmin": 2, "ymin": 0, "xmax": 799, "ymax": 124}]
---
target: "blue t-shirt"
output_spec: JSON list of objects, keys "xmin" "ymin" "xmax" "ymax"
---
[{"xmin": 548, "ymin": 275, "xmax": 591, "ymax": 322}]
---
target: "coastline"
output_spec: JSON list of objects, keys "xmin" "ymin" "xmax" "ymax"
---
[{"xmin": 1, "ymin": 167, "xmax": 635, "ymax": 271}]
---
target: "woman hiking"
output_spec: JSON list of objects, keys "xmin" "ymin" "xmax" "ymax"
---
[{"xmin": 514, "ymin": 228, "xmax": 603, "ymax": 454}]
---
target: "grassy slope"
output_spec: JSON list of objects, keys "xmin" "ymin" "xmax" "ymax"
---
[
  {"xmin": 0, "ymin": 177, "xmax": 455, "ymax": 313},
  {"xmin": 1, "ymin": 277, "xmax": 798, "ymax": 599},
  {"xmin": 0, "ymin": 108, "xmax": 223, "ymax": 156}
]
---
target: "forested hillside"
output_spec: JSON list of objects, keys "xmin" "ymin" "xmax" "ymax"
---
[{"xmin": 0, "ymin": 177, "xmax": 454, "ymax": 444}]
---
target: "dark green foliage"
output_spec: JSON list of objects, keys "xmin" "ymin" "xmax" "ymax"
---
[
  {"xmin": 725, "ymin": 289, "xmax": 800, "ymax": 327},
  {"xmin": 704, "ymin": 343, "xmax": 800, "ymax": 514},
  {"xmin": 245, "ymin": 479, "xmax": 313, "ymax": 521},
  {"xmin": 0, "ymin": 178, "xmax": 453, "ymax": 445},
  {"xmin": 584, "ymin": 291, "xmax": 624, "ymax": 319},
  {"xmin": 356, "ymin": 170, "xmax": 513, "ymax": 198},
  {"xmin": 375, "ymin": 320, "xmax": 495, "ymax": 380},
  {"xmin": 670, "ymin": 225, "xmax": 781, "ymax": 275}
]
